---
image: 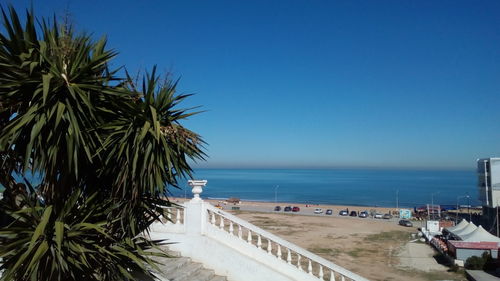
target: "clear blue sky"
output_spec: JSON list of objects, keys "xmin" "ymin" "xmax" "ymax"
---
[{"xmin": 5, "ymin": 0, "xmax": 500, "ymax": 169}]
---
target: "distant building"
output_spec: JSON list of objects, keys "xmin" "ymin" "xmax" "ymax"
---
[
  {"xmin": 477, "ymin": 158, "xmax": 500, "ymax": 207},
  {"xmin": 477, "ymin": 158, "xmax": 500, "ymax": 237}
]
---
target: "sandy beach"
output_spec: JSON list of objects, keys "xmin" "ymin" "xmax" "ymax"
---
[{"xmin": 172, "ymin": 198, "xmax": 466, "ymax": 281}]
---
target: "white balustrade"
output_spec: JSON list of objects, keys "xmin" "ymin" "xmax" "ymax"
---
[
  {"xmin": 153, "ymin": 179, "xmax": 369, "ymax": 281},
  {"xmin": 247, "ymin": 230, "xmax": 252, "ymax": 244},
  {"xmin": 204, "ymin": 205, "xmax": 368, "ymax": 281},
  {"xmin": 160, "ymin": 206, "xmax": 184, "ymax": 225},
  {"xmin": 219, "ymin": 216, "xmax": 224, "ymax": 229}
]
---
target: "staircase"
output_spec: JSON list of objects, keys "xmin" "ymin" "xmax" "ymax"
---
[
  {"xmin": 151, "ymin": 249, "xmax": 227, "ymax": 281},
  {"xmin": 148, "ymin": 180, "xmax": 370, "ymax": 281}
]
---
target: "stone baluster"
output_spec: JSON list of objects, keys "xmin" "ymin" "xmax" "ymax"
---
[
  {"xmin": 247, "ymin": 230, "xmax": 252, "ymax": 245},
  {"xmin": 211, "ymin": 211, "xmax": 216, "ymax": 225},
  {"xmin": 297, "ymin": 254, "xmax": 302, "ymax": 271},
  {"xmin": 219, "ymin": 215, "xmax": 224, "ymax": 230},
  {"xmin": 167, "ymin": 209, "xmax": 172, "ymax": 221},
  {"xmin": 238, "ymin": 225, "xmax": 242, "ymax": 239},
  {"xmin": 307, "ymin": 259, "xmax": 312, "ymax": 275},
  {"xmin": 330, "ymin": 270, "xmax": 336, "ymax": 281},
  {"xmin": 287, "ymin": 249, "xmax": 292, "ymax": 264},
  {"xmin": 176, "ymin": 209, "xmax": 181, "ymax": 224},
  {"xmin": 267, "ymin": 239, "xmax": 272, "ymax": 254},
  {"xmin": 319, "ymin": 265, "xmax": 324, "ymax": 280},
  {"xmin": 341, "ymin": 275, "xmax": 346, "ymax": 281},
  {"xmin": 277, "ymin": 244, "xmax": 282, "ymax": 260},
  {"xmin": 257, "ymin": 235, "xmax": 262, "ymax": 249},
  {"xmin": 229, "ymin": 221, "xmax": 234, "ymax": 235}
]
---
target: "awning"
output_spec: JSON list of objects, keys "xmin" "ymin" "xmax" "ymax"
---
[
  {"xmin": 460, "ymin": 225, "xmax": 500, "ymax": 243},
  {"xmin": 445, "ymin": 219, "xmax": 469, "ymax": 233},
  {"xmin": 452, "ymin": 222, "xmax": 477, "ymax": 237}
]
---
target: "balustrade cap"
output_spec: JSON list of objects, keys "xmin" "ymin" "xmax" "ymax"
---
[{"xmin": 188, "ymin": 179, "xmax": 207, "ymax": 202}]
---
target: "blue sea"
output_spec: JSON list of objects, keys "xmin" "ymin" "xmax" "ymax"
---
[
  {"xmin": 2, "ymin": 168, "xmax": 479, "ymax": 208},
  {"xmin": 170, "ymin": 168, "xmax": 479, "ymax": 208}
]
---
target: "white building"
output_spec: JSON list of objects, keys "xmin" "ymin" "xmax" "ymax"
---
[{"xmin": 477, "ymin": 158, "xmax": 500, "ymax": 208}]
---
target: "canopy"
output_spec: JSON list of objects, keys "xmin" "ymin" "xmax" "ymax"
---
[
  {"xmin": 445, "ymin": 219, "xmax": 469, "ymax": 233},
  {"xmin": 452, "ymin": 222, "xmax": 477, "ymax": 237},
  {"xmin": 460, "ymin": 225, "xmax": 500, "ymax": 243}
]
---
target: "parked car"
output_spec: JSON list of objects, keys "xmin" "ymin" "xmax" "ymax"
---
[
  {"xmin": 314, "ymin": 208, "xmax": 323, "ymax": 214},
  {"xmin": 358, "ymin": 211, "xmax": 368, "ymax": 218},
  {"xmin": 349, "ymin": 211, "xmax": 357, "ymax": 217},
  {"xmin": 292, "ymin": 206, "xmax": 300, "ymax": 212},
  {"xmin": 274, "ymin": 206, "xmax": 281, "ymax": 211},
  {"xmin": 284, "ymin": 206, "xmax": 292, "ymax": 212},
  {"xmin": 399, "ymin": 219, "xmax": 413, "ymax": 227},
  {"xmin": 374, "ymin": 213, "xmax": 383, "ymax": 219},
  {"xmin": 339, "ymin": 210, "xmax": 348, "ymax": 216},
  {"xmin": 383, "ymin": 213, "xmax": 393, "ymax": 219},
  {"xmin": 325, "ymin": 209, "xmax": 333, "ymax": 215}
]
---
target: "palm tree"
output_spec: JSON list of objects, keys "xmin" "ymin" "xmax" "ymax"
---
[{"xmin": 0, "ymin": 6, "xmax": 204, "ymax": 280}]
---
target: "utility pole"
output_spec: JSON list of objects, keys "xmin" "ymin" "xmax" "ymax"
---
[
  {"xmin": 396, "ymin": 189, "xmax": 399, "ymax": 211},
  {"xmin": 468, "ymin": 195, "xmax": 471, "ymax": 222},
  {"xmin": 274, "ymin": 185, "xmax": 279, "ymax": 204},
  {"xmin": 497, "ymin": 200, "xmax": 499, "ymax": 237},
  {"xmin": 456, "ymin": 195, "xmax": 469, "ymax": 224},
  {"xmin": 431, "ymin": 191, "xmax": 440, "ymax": 220}
]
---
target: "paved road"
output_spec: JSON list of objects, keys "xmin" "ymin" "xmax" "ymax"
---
[{"xmin": 398, "ymin": 242, "xmax": 449, "ymax": 272}]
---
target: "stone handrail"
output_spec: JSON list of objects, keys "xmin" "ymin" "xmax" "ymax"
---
[
  {"xmin": 161, "ymin": 206, "xmax": 185, "ymax": 225},
  {"xmin": 205, "ymin": 204, "xmax": 369, "ymax": 281}
]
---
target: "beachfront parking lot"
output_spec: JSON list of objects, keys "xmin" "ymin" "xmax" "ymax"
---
[{"xmin": 216, "ymin": 202, "xmax": 420, "ymax": 225}]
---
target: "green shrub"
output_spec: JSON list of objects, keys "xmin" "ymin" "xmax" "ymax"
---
[
  {"xmin": 0, "ymin": 4, "xmax": 203, "ymax": 280},
  {"xmin": 0, "ymin": 191, "xmax": 167, "ymax": 281},
  {"xmin": 464, "ymin": 252, "xmax": 490, "ymax": 270}
]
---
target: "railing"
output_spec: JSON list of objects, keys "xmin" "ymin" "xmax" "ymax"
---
[
  {"xmin": 160, "ymin": 206, "xmax": 185, "ymax": 225},
  {"xmin": 151, "ymin": 206, "xmax": 185, "ymax": 233},
  {"xmin": 205, "ymin": 204, "xmax": 369, "ymax": 281}
]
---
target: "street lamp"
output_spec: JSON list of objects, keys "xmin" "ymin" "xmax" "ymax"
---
[
  {"xmin": 456, "ymin": 195, "xmax": 470, "ymax": 224},
  {"xmin": 274, "ymin": 185, "xmax": 279, "ymax": 204}
]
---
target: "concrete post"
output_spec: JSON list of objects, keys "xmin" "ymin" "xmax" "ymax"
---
[{"xmin": 185, "ymin": 180, "xmax": 208, "ymax": 235}]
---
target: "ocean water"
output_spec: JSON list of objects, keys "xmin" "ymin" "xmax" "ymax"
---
[
  {"xmin": 2, "ymin": 168, "xmax": 479, "ymax": 208},
  {"xmin": 170, "ymin": 168, "xmax": 479, "ymax": 208}
]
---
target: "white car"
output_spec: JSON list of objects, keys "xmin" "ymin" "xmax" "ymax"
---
[
  {"xmin": 374, "ymin": 213, "xmax": 383, "ymax": 219},
  {"xmin": 314, "ymin": 208, "xmax": 323, "ymax": 214}
]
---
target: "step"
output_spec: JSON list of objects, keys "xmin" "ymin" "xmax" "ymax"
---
[
  {"xmin": 157, "ymin": 257, "xmax": 191, "ymax": 273},
  {"xmin": 208, "ymin": 276, "xmax": 227, "ymax": 281},
  {"xmin": 183, "ymin": 268, "xmax": 215, "ymax": 281},
  {"xmin": 164, "ymin": 262, "xmax": 203, "ymax": 281}
]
